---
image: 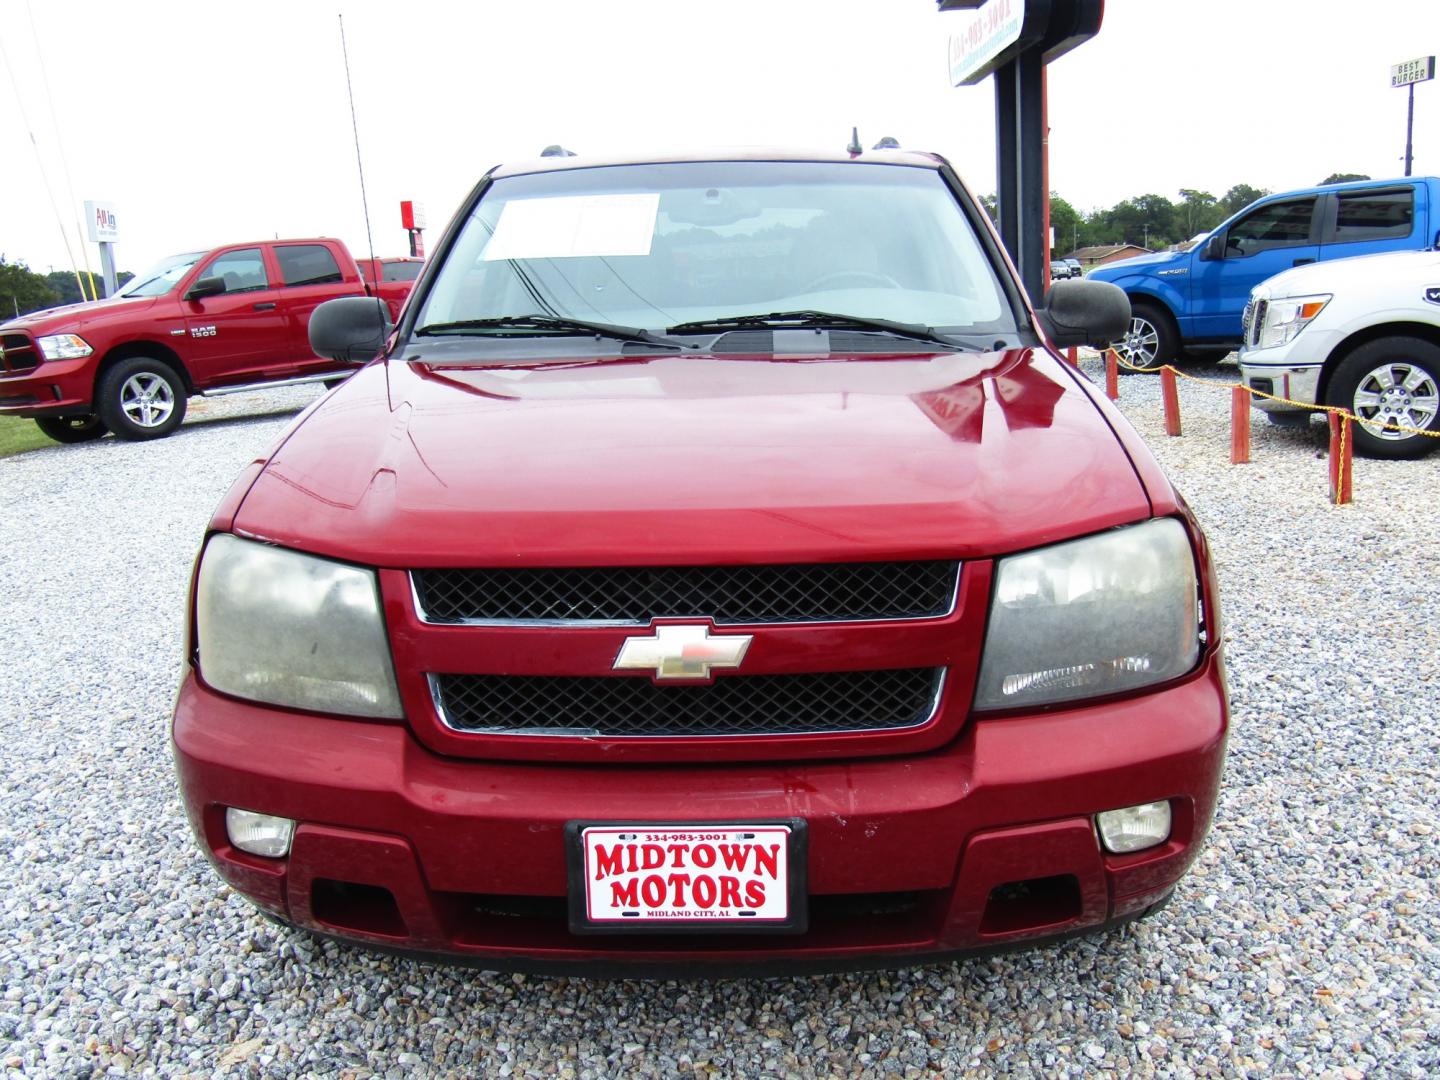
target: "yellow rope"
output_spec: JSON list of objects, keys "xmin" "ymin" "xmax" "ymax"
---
[
  {"xmin": 1336, "ymin": 414, "xmax": 1349, "ymax": 506},
  {"xmin": 1102, "ymin": 348, "xmax": 1440, "ymax": 440}
]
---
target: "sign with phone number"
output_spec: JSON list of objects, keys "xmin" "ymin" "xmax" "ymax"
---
[
  {"xmin": 948, "ymin": 0, "xmax": 1023, "ymax": 87},
  {"xmin": 1391, "ymin": 56, "xmax": 1435, "ymax": 88}
]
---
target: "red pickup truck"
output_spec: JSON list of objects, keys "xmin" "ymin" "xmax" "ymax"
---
[
  {"xmin": 356, "ymin": 256, "xmax": 423, "ymax": 322},
  {"xmin": 173, "ymin": 149, "xmax": 1228, "ymax": 974},
  {"xmin": 0, "ymin": 238, "xmax": 380, "ymax": 442}
]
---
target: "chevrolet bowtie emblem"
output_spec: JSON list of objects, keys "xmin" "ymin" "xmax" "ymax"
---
[{"xmin": 613, "ymin": 624, "xmax": 752, "ymax": 680}]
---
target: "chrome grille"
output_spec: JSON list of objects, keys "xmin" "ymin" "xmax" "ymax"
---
[
  {"xmin": 412, "ymin": 561, "xmax": 960, "ymax": 625},
  {"xmin": 431, "ymin": 668, "xmax": 944, "ymax": 737}
]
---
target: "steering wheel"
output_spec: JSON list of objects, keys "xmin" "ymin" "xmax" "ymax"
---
[{"xmin": 803, "ymin": 270, "xmax": 904, "ymax": 292}]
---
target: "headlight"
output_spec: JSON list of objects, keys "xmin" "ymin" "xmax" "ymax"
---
[
  {"xmin": 37, "ymin": 333, "xmax": 93, "ymax": 360},
  {"xmin": 195, "ymin": 534, "xmax": 402, "ymax": 718},
  {"xmin": 975, "ymin": 519, "xmax": 1200, "ymax": 710},
  {"xmin": 1255, "ymin": 294, "xmax": 1329, "ymax": 349}
]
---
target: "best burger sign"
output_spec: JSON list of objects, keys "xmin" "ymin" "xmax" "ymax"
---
[{"xmin": 572, "ymin": 824, "xmax": 802, "ymax": 930}]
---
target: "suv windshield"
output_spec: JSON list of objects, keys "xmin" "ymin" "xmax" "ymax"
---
[
  {"xmin": 118, "ymin": 252, "xmax": 205, "ymax": 298},
  {"xmin": 413, "ymin": 161, "xmax": 1016, "ymax": 341}
]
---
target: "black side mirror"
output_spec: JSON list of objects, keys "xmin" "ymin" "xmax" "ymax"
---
[
  {"xmin": 1037, "ymin": 279, "xmax": 1131, "ymax": 348},
  {"xmin": 184, "ymin": 277, "xmax": 226, "ymax": 302},
  {"xmin": 1202, "ymin": 234, "xmax": 1226, "ymax": 261},
  {"xmin": 309, "ymin": 297, "xmax": 392, "ymax": 364}
]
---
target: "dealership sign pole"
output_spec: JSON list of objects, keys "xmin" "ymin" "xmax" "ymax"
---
[
  {"xmin": 83, "ymin": 200, "xmax": 119, "ymax": 298},
  {"xmin": 938, "ymin": 0, "xmax": 1103, "ymax": 302},
  {"xmin": 1391, "ymin": 56, "xmax": 1435, "ymax": 178}
]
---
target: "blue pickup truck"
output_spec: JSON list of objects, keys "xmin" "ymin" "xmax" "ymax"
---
[{"xmin": 1089, "ymin": 177, "xmax": 1440, "ymax": 369}]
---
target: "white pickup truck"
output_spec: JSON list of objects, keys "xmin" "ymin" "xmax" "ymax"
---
[{"xmin": 1237, "ymin": 250, "xmax": 1440, "ymax": 459}]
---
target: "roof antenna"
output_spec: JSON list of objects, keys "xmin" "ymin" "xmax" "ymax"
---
[
  {"xmin": 338, "ymin": 15, "xmax": 376, "ymax": 270},
  {"xmin": 847, "ymin": 127, "xmax": 863, "ymax": 157},
  {"xmin": 872, "ymin": 136, "xmax": 900, "ymax": 150}
]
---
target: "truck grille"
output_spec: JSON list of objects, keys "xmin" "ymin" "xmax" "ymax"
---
[
  {"xmin": 412, "ymin": 561, "xmax": 959, "ymax": 625},
  {"xmin": 1, "ymin": 334, "xmax": 39, "ymax": 374},
  {"xmin": 431, "ymin": 668, "xmax": 944, "ymax": 737}
]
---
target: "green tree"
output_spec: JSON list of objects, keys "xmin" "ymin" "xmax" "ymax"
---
[
  {"xmin": 45, "ymin": 271, "xmax": 98, "ymax": 306},
  {"xmin": 1080, "ymin": 206, "xmax": 1116, "ymax": 246},
  {"xmin": 43, "ymin": 270, "xmax": 131, "ymax": 306},
  {"xmin": 1048, "ymin": 192, "xmax": 1085, "ymax": 254},
  {"xmin": 1220, "ymin": 184, "xmax": 1268, "ymax": 216},
  {"xmin": 1319, "ymin": 173, "xmax": 1370, "ymax": 185},
  {"xmin": 1177, "ymin": 189, "xmax": 1222, "ymax": 236},
  {"xmin": 1107, "ymin": 193, "xmax": 1177, "ymax": 249},
  {"xmin": 0, "ymin": 260, "xmax": 59, "ymax": 318}
]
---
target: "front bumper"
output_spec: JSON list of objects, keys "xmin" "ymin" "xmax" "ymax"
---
[
  {"xmin": 172, "ymin": 653, "xmax": 1228, "ymax": 973},
  {"xmin": 0, "ymin": 356, "xmax": 96, "ymax": 416},
  {"xmin": 1237, "ymin": 355, "xmax": 1323, "ymax": 413}
]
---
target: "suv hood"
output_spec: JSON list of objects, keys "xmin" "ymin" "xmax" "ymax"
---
[{"xmin": 234, "ymin": 349, "xmax": 1152, "ymax": 567}]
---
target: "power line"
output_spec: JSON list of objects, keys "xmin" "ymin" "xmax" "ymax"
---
[
  {"xmin": 26, "ymin": 0, "xmax": 96, "ymax": 299},
  {"xmin": 0, "ymin": 28, "xmax": 87, "ymax": 300}
]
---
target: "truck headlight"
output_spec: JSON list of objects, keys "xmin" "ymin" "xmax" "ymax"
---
[
  {"xmin": 37, "ymin": 333, "xmax": 93, "ymax": 360},
  {"xmin": 975, "ymin": 519, "xmax": 1200, "ymax": 710},
  {"xmin": 1255, "ymin": 294, "xmax": 1329, "ymax": 349},
  {"xmin": 195, "ymin": 534, "xmax": 403, "ymax": 718}
]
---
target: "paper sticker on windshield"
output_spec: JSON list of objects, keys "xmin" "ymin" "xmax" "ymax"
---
[{"xmin": 483, "ymin": 194, "xmax": 659, "ymax": 261}]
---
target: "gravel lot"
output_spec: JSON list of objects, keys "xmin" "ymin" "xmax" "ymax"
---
[{"xmin": 1, "ymin": 359, "xmax": 1437, "ymax": 1078}]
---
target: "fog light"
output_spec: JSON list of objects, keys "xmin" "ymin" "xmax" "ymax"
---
[
  {"xmin": 225, "ymin": 808, "xmax": 296, "ymax": 858},
  {"xmin": 1096, "ymin": 801, "xmax": 1171, "ymax": 854}
]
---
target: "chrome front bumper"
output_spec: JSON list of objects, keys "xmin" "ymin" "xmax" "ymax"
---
[{"xmin": 1236, "ymin": 361, "xmax": 1323, "ymax": 413}]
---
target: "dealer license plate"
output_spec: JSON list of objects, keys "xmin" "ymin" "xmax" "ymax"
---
[{"xmin": 567, "ymin": 822, "xmax": 806, "ymax": 934}]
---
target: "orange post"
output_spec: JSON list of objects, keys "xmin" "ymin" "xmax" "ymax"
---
[
  {"xmin": 1230, "ymin": 386, "xmax": 1251, "ymax": 464},
  {"xmin": 1105, "ymin": 349, "xmax": 1119, "ymax": 400},
  {"xmin": 1066, "ymin": 346, "xmax": 1078, "ymax": 368},
  {"xmin": 1328, "ymin": 413, "xmax": 1353, "ymax": 505},
  {"xmin": 1161, "ymin": 367, "xmax": 1181, "ymax": 436}
]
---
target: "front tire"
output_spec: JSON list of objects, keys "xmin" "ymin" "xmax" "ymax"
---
[
  {"xmin": 1327, "ymin": 338, "xmax": 1440, "ymax": 460},
  {"xmin": 35, "ymin": 415, "xmax": 108, "ymax": 444},
  {"xmin": 96, "ymin": 356, "xmax": 188, "ymax": 441},
  {"xmin": 1115, "ymin": 302, "xmax": 1179, "ymax": 372}
]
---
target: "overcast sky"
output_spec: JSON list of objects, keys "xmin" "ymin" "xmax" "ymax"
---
[{"xmin": 1, "ymin": 0, "xmax": 1434, "ymax": 276}]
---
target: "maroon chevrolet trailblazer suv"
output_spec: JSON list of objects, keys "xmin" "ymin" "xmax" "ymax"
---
[{"xmin": 171, "ymin": 149, "xmax": 1229, "ymax": 974}]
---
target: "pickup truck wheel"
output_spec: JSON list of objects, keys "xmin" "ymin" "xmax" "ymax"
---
[
  {"xmin": 35, "ymin": 415, "xmax": 108, "ymax": 444},
  {"xmin": 1114, "ymin": 303, "xmax": 1177, "ymax": 372},
  {"xmin": 1327, "ymin": 338, "xmax": 1440, "ymax": 459},
  {"xmin": 96, "ymin": 357, "xmax": 188, "ymax": 441}
]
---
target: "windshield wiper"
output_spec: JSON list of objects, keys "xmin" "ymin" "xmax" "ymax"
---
[
  {"xmin": 415, "ymin": 314, "xmax": 681, "ymax": 348},
  {"xmin": 666, "ymin": 310, "xmax": 968, "ymax": 349}
]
